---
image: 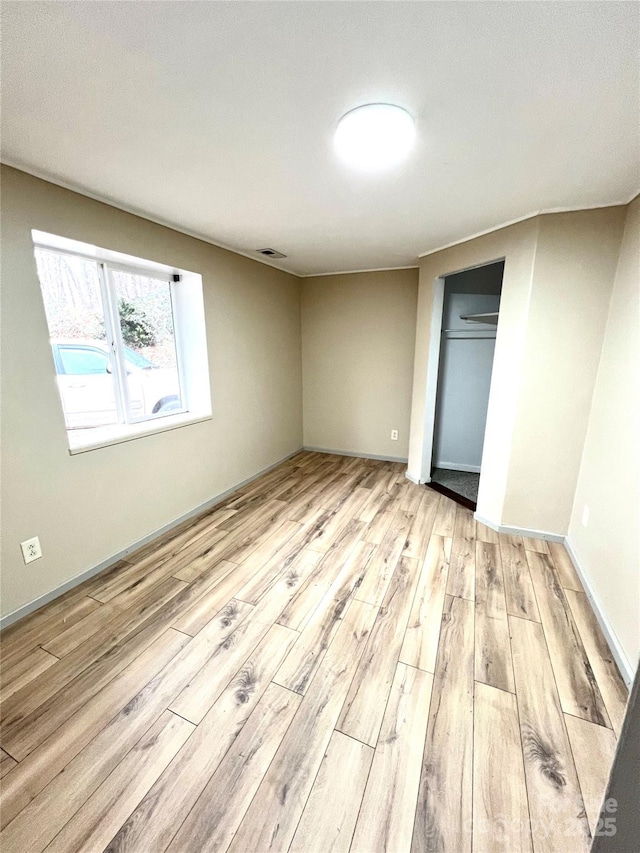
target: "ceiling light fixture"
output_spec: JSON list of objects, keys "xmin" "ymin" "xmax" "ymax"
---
[{"xmin": 334, "ymin": 103, "xmax": 415, "ymax": 171}]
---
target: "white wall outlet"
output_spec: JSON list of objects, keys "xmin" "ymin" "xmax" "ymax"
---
[
  {"xmin": 391, "ymin": 429, "xmax": 399, "ymax": 441},
  {"xmin": 581, "ymin": 505, "xmax": 590, "ymax": 528},
  {"xmin": 21, "ymin": 536, "xmax": 42, "ymax": 564}
]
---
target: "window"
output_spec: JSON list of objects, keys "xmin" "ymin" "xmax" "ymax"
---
[
  {"xmin": 33, "ymin": 231, "xmax": 211, "ymax": 452},
  {"xmin": 58, "ymin": 346, "xmax": 111, "ymax": 375}
]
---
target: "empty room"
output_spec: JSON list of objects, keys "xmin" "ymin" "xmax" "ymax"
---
[{"xmin": 1, "ymin": 3, "xmax": 638, "ymax": 852}]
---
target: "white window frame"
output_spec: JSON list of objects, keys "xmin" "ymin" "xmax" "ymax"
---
[
  {"xmin": 105, "ymin": 261, "xmax": 188, "ymax": 425},
  {"xmin": 33, "ymin": 230, "xmax": 212, "ymax": 454}
]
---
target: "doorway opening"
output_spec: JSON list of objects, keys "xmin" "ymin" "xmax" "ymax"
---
[{"xmin": 429, "ymin": 260, "xmax": 504, "ymax": 510}]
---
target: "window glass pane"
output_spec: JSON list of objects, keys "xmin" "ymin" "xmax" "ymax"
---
[
  {"xmin": 59, "ymin": 346, "xmax": 110, "ymax": 375},
  {"xmin": 110, "ymin": 270, "xmax": 183, "ymax": 418},
  {"xmin": 34, "ymin": 249, "xmax": 120, "ymax": 429}
]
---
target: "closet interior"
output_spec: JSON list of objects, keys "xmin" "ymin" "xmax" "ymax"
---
[{"xmin": 430, "ymin": 260, "xmax": 505, "ymax": 509}]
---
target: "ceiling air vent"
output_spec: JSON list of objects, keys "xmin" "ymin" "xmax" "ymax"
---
[{"xmin": 256, "ymin": 248, "xmax": 287, "ymax": 259}]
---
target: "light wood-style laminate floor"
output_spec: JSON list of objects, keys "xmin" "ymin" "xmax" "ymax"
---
[{"xmin": 0, "ymin": 451, "xmax": 629, "ymax": 852}]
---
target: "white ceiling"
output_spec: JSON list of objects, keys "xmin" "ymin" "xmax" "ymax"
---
[{"xmin": 2, "ymin": 2, "xmax": 638, "ymax": 276}]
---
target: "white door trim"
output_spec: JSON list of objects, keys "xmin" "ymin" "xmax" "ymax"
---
[{"xmin": 419, "ymin": 276, "xmax": 445, "ymax": 483}]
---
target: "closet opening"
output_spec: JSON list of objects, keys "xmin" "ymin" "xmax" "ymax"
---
[{"xmin": 429, "ymin": 260, "xmax": 504, "ymax": 510}]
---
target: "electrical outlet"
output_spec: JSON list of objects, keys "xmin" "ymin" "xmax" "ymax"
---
[
  {"xmin": 581, "ymin": 505, "xmax": 590, "ymax": 528},
  {"xmin": 21, "ymin": 536, "xmax": 42, "ymax": 564},
  {"xmin": 391, "ymin": 429, "xmax": 399, "ymax": 441}
]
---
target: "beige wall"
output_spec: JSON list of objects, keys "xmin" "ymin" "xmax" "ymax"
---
[
  {"xmin": 409, "ymin": 208, "xmax": 626, "ymax": 533},
  {"xmin": 409, "ymin": 218, "xmax": 540, "ymax": 523},
  {"xmin": 567, "ymin": 197, "xmax": 640, "ymax": 673},
  {"xmin": 503, "ymin": 207, "xmax": 627, "ymax": 530},
  {"xmin": 302, "ymin": 270, "xmax": 418, "ymax": 459},
  {"xmin": 0, "ymin": 166, "xmax": 303, "ymax": 620}
]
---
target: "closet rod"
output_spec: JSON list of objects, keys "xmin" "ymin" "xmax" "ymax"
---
[
  {"xmin": 442, "ymin": 329, "xmax": 496, "ymax": 334},
  {"xmin": 445, "ymin": 329, "xmax": 496, "ymax": 341}
]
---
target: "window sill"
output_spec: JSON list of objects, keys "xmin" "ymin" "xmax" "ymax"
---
[{"xmin": 67, "ymin": 412, "xmax": 212, "ymax": 455}]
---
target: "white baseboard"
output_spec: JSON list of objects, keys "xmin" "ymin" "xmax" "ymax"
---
[
  {"xmin": 0, "ymin": 447, "xmax": 303, "ymax": 631},
  {"xmin": 473, "ymin": 513, "xmax": 565, "ymax": 543},
  {"xmin": 564, "ymin": 537, "xmax": 635, "ymax": 687},
  {"xmin": 303, "ymin": 446, "xmax": 408, "ymax": 464},
  {"xmin": 434, "ymin": 461, "xmax": 481, "ymax": 474},
  {"xmin": 405, "ymin": 471, "xmax": 429, "ymax": 484}
]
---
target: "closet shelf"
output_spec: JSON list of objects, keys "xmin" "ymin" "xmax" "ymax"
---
[{"xmin": 459, "ymin": 312, "xmax": 499, "ymax": 324}]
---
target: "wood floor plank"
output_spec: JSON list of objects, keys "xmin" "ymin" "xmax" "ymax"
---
[
  {"xmin": 475, "ymin": 541, "xmax": 515, "ymax": 693},
  {"xmin": 431, "ymin": 493, "xmax": 457, "ymax": 537},
  {"xmin": 400, "ymin": 535, "xmax": 452, "ymax": 673},
  {"xmin": 0, "ymin": 749, "xmax": 17, "ymax": 779},
  {"xmin": 290, "ymin": 730, "xmax": 373, "ymax": 853},
  {"xmin": 275, "ymin": 465, "xmax": 325, "ymax": 504},
  {"xmin": 0, "ymin": 595, "xmax": 102, "ymax": 669},
  {"xmin": 446, "ymin": 505, "xmax": 476, "ymax": 600},
  {"xmin": 0, "ymin": 630, "xmax": 189, "ymax": 830},
  {"xmin": 104, "ymin": 623, "xmax": 298, "ymax": 853},
  {"xmin": 171, "ymin": 551, "xmax": 237, "ymax": 586},
  {"xmin": 564, "ymin": 713, "xmax": 617, "ymax": 834},
  {"xmin": 106, "ymin": 560, "xmax": 190, "ymax": 612},
  {"xmin": 166, "ymin": 683, "xmax": 301, "ymax": 853},
  {"xmin": 224, "ymin": 469, "xmax": 294, "ymax": 512},
  {"xmin": 288, "ymin": 472, "xmax": 350, "ymax": 524},
  {"xmin": 522, "ymin": 536, "xmax": 550, "ymax": 554},
  {"xmin": 169, "ymin": 552, "xmax": 319, "ymax": 723},
  {"xmin": 509, "ymin": 615, "xmax": 591, "ymax": 853},
  {"xmin": 171, "ymin": 564, "xmax": 256, "ymax": 635},
  {"xmin": 88, "ymin": 517, "xmax": 228, "ymax": 602},
  {"xmin": 358, "ymin": 470, "xmax": 397, "ymax": 522},
  {"xmin": 473, "ymin": 681, "xmax": 532, "ymax": 853},
  {"xmin": 40, "ymin": 602, "xmax": 117, "ymax": 658},
  {"xmin": 277, "ymin": 522, "xmax": 364, "ymax": 630},
  {"xmin": 285, "ymin": 465, "xmax": 334, "ymax": 510},
  {"xmin": 309, "ymin": 487, "xmax": 371, "ymax": 553},
  {"xmin": 0, "ymin": 647, "xmax": 59, "ymax": 705},
  {"xmin": 499, "ymin": 536, "xmax": 540, "ymax": 622},
  {"xmin": 204, "ymin": 499, "xmax": 289, "ymax": 565},
  {"xmin": 412, "ymin": 595, "xmax": 474, "ymax": 853},
  {"xmin": 218, "ymin": 513, "xmax": 299, "ymax": 567},
  {"xmin": 233, "ymin": 512, "xmax": 337, "ymax": 605},
  {"xmin": 296, "ymin": 475, "xmax": 358, "ymax": 530},
  {"xmin": 356, "ymin": 510, "xmax": 413, "ymax": 607},
  {"xmin": 564, "ymin": 589, "xmax": 628, "ymax": 736},
  {"xmin": 399, "ymin": 481, "xmax": 425, "ymax": 513},
  {"xmin": 42, "ymin": 711, "xmax": 194, "ymax": 853},
  {"xmin": 351, "ymin": 662, "xmax": 433, "ymax": 853},
  {"xmin": 1, "ymin": 589, "xmax": 208, "ymax": 761},
  {"xmin": 213, "ymin": 481, "xmax": 285, "ymax": 523},
  {"xmin": 243, "ymin": 534, "xmax": 327, "ymax": 606},
  {"xmin": 476, "ymin": 521, "xmax": 500, "ymax": 544},
  {"xmin": 226, "ymin": 599, "xmax": 378, "ymax": 853},
  {"xmin": 548, "ymin": 542, "xmax": 584, "ymax": 592},
  {"xmin": 122, "ymin": 503, "xmax": 236, "ymax": 566},
  {"xmin": 274, "ymin": 540, "xmax": 375, "ymax": 694},
  {"xmin": 0, "ymin": 628, "xmax": 190, "ymax": 843},
  {"xmin": 230, "ymin": 519, "xmax": 302, "ymax": 597},
  {"xmin": 0, "ymin": 576, "xmax": 190, "ymax": 752},
  {"xmin": 338, "ymin": 555, "xmax": 421, "ymax": 746},
  {"xmin": 362, "ymin": 508, "xmax": 396, "ymax": 545},
  {"xmin": 202, "ymin": 505, "xmax": 240, "ymax": 528},
  {"xmin": 402, "ymin": 490, "xmax": 439, "ymax": 560},
  {"xmin": 527, "ymin": 551, "xmax": 608, "ymax": 727}
]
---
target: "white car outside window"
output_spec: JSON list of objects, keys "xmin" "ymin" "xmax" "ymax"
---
[{"xmin": 52, "ymin": 340, "xmax": 181, "ymax": 429}]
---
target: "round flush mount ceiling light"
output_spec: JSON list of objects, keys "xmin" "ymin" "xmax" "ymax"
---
[{"xmin": 334, "ymin": 103, "xmax": 415, "ymax": 171}]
